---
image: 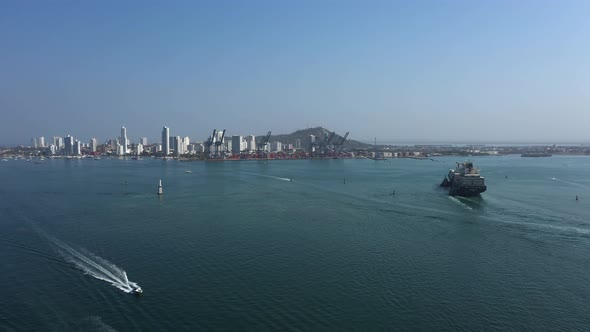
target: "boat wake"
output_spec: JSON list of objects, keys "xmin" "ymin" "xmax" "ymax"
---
[
  {"xmin": 448, "ymin": 196, "xmax": 473, "ymax": 210},
  {"xmin": 551, "ymin": 177, "xmax": 587, "ymax": 189},
  {"xmin": 243, "ymin": 172, "xmax": 292, "ymax": 182},
  {"xmin": 35, "ymin": 228, "xmax": 140, "ymax": 293}
]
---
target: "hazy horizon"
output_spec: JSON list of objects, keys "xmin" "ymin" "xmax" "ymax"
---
[{"xmin": 1, "ymin": 1, "xmax": 589, "ymax": 145}]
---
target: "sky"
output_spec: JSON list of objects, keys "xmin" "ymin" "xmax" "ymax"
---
[{"xmin": 1, "ymin": 0, "xmax": 589, "ymax": 145}]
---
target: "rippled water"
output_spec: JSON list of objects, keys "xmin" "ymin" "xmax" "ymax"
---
[{"xmin": 1, "ymin": 155, "xmax": 590, "ymax": 331}]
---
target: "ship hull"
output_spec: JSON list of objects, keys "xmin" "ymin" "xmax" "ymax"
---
[{"xmin": 448, "ymin": 185, "xmax": 486, "ymax": 197}]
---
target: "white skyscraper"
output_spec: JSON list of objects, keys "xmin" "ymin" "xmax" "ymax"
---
[
  {"xmin": 136, "ymin": 143, "xmax": 143, "ymax": 155},
  {"xmin": 48, "ymin": 144, "xmax": 57, "ymax": 155},
  {"xmin": 271, "ymin": 141, "xmax": 282, "ymax": 152},
  {"xmin": 38, "ymin": 137, "xmax": 45, "ymax": 148},
  {"xmin": 31, "ymin": 138, "xmax": 37, "ymax": 148},
  {"xmin": 90, "ymin": 138, "xmax": 97, "ymax": 153},
  {"xmin": 245, "ymin": 135, "xmax": 256, "ymax": 152},
  {"xmin": 140, "ymin": 137, "xmax": 148, "ymax": 146},
  {"xmin": 120, "ymin": 127, "xmax": 127, "ymax": 154},
  {"xmin": 162, "ymin": 126, "xmax": 170, "ymax": 156}
]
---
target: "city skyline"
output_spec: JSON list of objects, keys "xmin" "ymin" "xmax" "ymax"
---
[{"xmin": 1, "ymin": 1, "xmax": 590, "ymax": 145}]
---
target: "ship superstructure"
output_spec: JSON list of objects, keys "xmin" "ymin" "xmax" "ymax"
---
[{"xmin": 440, "ymin": 161, "xmax": 486, "ymax": 197}]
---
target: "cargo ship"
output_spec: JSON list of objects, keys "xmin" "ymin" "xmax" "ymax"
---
[
  {"xmin": 521, "ymin": 153, "xmax": 552, "ymax": 157},
  {"xmin": 440, "ymin": 161, "xmax": 486, "ymax": 197}
]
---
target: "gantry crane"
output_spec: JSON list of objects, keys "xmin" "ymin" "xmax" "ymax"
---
[{"xmin": 256, "ymin": 131, "xmax": 271, "ymax": 158}]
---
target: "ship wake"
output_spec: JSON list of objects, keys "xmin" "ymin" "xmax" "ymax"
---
[
  {"xmin": 35, "ymin": 228, "xmax": 139, "ymax": 293},
  {"xmin": 448, "ymin": 196, "xmax": 473, "ymax": 210}
]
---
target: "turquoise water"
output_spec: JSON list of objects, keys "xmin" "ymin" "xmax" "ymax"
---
[{"xmin": 1, "ymin": 156, "xmax": 590, "ymax": 331}]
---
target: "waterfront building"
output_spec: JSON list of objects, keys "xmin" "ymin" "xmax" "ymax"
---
[
  {"xmin": 73, "ymin": 140, "xmax": 81, "ymax": 155},
  {"xmin": 308, "ymin": 135, "xmax": 316, "ymax": 152},
  {"xmin": 90, "ymin": 138, "xmax": 97, "ymax": 153},
  {"xmin": 140, "ymin": 137, "xmax": 148, "ymax": 146},
  {"xmin": 271, "ymin": 141, "xmax": 282, "ymax": 152},
  {"xmin": 245, "ymin": 135, "xmax": 256, "ymax": 152},
  {"xmin": 117, "ymin": 144, "xmax": 125, "ymax": 156},
  {"xmin": 48, "ymin": 144, "xmax": 57, "ymax": 155},
  {"xmin": 162, "ymin": 126, "xmax": 170, "ymax": 156},
  {"xmin": 295, "ymin": 138, "xmax": 301, "ymax": 149},
  {"xmin": 31, "ymin": 138, "xmax": 37, "ymax": 148},
  {"xmin": 225, "ymin": 139, "xmax": 232, "ymax": 153},
  {"xmin": 64, "ymin": 135, "xmax": 74, "ymax": 156},
  {"xmin": 53, "ymin": 136, "xmax": 63, "ymax": 150},
  {"xmin": 174, "ymin": 136, "xmax": 181, "ymax": 156},
  {"xmin": 120, "ymin": 127, "xmax": 127, "ymax": 154},
  {"xmin": 231, "ymin": 136, "xmax": 242, "ymax": 154},
  {"xmin": 136, "ymin": 143, "xmax": 143, "ymax": 155},
  {"xmin": 38, "ymin": 137, "xmax": 45, "ymax": 148}
]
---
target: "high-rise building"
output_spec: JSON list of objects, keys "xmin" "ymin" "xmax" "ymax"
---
[
  {"xmin": 31, "ymin": 138, "xmax": 37, "ymax": 148},
  {"xmin": 73, "ymin": 140, "xmax": 81, "ymax": 155},
  {"xmin": 38, "ymin": 137, "xmax": 45, "ymax": 148},
  {"xmin": 53, "ymin": 137, "xmax": 62, "ymax": 149},
  {"xmin": 295, "ymin": 138, "xmax": 301, "ymax": 149},
  {"xmin": 245, "ymin": 135, "xmax": 256, "ymax": 152},
  {"xmin": 136, "ymin": 143, "xmax": 143, "ymax": 156},
  {"xmin": 173, "ymin": 136, "xmax": 181, "ymax": 156},
  {"xmin": 140, "ymin": 137, "xmax": 148, "ymax": 146},
  {"xmin": 231, "ymin": 136, "xmax": 242, "ymax": 154},
  {"xmin": 90, "ymin": 138, "xmax": 97, "ymax": 153},
  {"xmin": 64, "ymin": 135, "xmax": 74, "ymax": 155},
  {"xmin": 308, "ymin": 135, "xmax": 316, "ymax": 152},
  {"xmin": 271, "ymin": 141, "xmax": 282, "ymax": 152},
  {"xmin": 162, "ymin": 126, "xmax": 170, "ymax": 156},
  {"xmin": 48, "ymin": 144, "xmax": 57, "ymax": 155},
  {"xmin": 120, "ymin": 127, "xmax": 127, "ymax": 154}
]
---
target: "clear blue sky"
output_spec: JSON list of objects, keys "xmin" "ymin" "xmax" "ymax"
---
[{"xmin": 1, "ymin": 0, "xmax": 589, "ymax": 145}]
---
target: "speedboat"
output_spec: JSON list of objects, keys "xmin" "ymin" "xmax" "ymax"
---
[{"xmin": 130, "ymin": 286, "xmax": 143, "ymax": 295}]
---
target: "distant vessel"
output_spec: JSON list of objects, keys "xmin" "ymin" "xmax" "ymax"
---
[
  {"xmin": 185, "ymin": 170, "xmax": 192, "ymax": 173},
  {"xmin": 157, "ymin": 179, "xmax": 163, "ymax": 195},
  {"xmin": 521, "ymin": 153, "xmax": 552, "ymax": 157},
  {"xmin": 131, "ymin": 286, "xmax": 143, "ymax": 295},
  {"xmin": 440, "ymin": 161, "xmax": 487, "ymax": 197}
]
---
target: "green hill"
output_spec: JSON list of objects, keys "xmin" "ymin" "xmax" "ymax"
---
[{"xmin": 256, "ymin": 127, "xmax": 369, "ymax": 149}]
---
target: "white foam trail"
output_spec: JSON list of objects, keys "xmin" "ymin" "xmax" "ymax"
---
[
  {"xmin": 448, "ymin": 196, "xmax": 473, "ymax": 210},
  {"xmin": 484, "ymin": 216, "xmax": 590, "ymax": 235},
  {"xmin": 85, "ymin": 316, "xmax": 118, "ymax": 332},
  {"xmin": 243, "ymin": 172, "xmax": 292, "ymax": 182},
  {"xmin": 36, "ymin": 228, "xmax": 139, "ymax": 293},
  {"xmin": 551, "ymin": 177, "xmax": 587, "ymax": 189}
]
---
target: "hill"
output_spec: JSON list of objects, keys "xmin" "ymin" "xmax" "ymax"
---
[{"xmin": 257, "ymin": 127, "xmax": 369, "ymax": 149}]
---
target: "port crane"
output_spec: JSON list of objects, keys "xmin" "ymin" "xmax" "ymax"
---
[
  {"xmin": 204, "ymin": 129, "xmax": 216, "ymax": 159},
  {"xmin": 334, "ymin": 132, "xmax": 349, "ymax": 157},
  {"xmin": 256, "ymin": 131, "xmax": 271, "ymax": 158},
  {"xmin": 320, "ymin": 131, "xmax": 336, "ymax": 158},
  {"xmin": 214, "ymin": 129, "xmax": 226, "ymax": 159}
]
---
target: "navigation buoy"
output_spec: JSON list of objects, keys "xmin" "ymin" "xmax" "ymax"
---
[{"xmin": 157, "ymin": 179, "xmax": 163, "ymax": 195}]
